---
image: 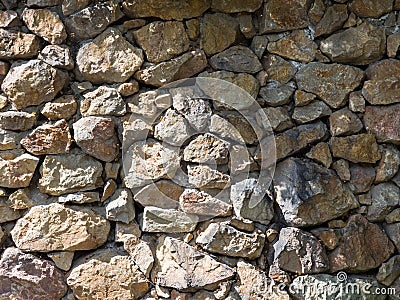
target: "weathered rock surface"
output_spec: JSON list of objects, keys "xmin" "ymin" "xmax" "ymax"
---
[
  {"xmin": 41, "ymin": 95, "xmax": 77, "ymax": 120},
  {"xmin": 188, "ymin": 165, "xmax": 230, "ymax": 189},
  {"xmin": 377, "ymin": 255, "xmax": 400, "ymax": 286},
  {"xmin": 0, "ymin": 153, "xmax": 39, "ymax": 188},
  {"xmin": 315, "ymin": 4, "xmax": 348, "ymax": 37},
  {"xmin": 62, "ymin": 0, "xmax": 91, "ymax": 16},
  {"xmin": 209, "ymin": 46, "xmax": 262, "ymax": 73},
  {"xmin": 0, "ymin": 198, "xmax": 22, "ymax": 223},
  {"xmin": 58, "ymin": 191, "xmax": 100, "ymax": 204},
  {"xmin": 38, "ymin": 45, "xmax": 74, "ymax": 70},
  {"xmin": 183, "ymin": 134, "xmax": 229, "ymax": 164},
  {"xmin": 154, "ymin": 109, "xmax": 190, "ymax": 146},
  {"xmin": 292, "ymin": 100, "xmax": 332, "ymax": 124},
  {"xmin": 211, "ymin": 0, "xmax": 263, "ymax": 13},
  {"xmin": 0, "ymin": 111, "xmax": 36, "ymax": 131},
  {"xmin": 364, "ymin": 104, "xmax": 400, "ymax": 144},
  {"xmin": 142, "ymin": 207, "xmax": 198, "ymax": 233},
  {"xmin": 105, "ymin": 188, "xmax": 135, "ymax": 224},
  {"xmin": 259, "ymin": 82, "xmax": 294, "ymax": 107},
  {"xmin": 263, "ymin": 54, "xmax": 297, "ymax": 84},
  {"xmin": 329, "ymin": 107, "xmax": 363, "ymax": 136},
  {"xmin": 0, "ymin": 29, "xmax": 40, "ymax": 59},
  {"xmin": 11, "ymin": 203, "xmax": 110, "ymax": 252},
  {"xmin": 134, "ymin": 180, "xmax": 183, "ymax": 209},
  {"xmin": 81, "ymin": 86, "xmax": 126, "ymax": 117},
  {"xmin": 0, "ymin": 247, "xmax": 67, "ymax": 300},
  {"xmin": 306, "ymin": 142, "xmax": 332, "ymax": 168},
  {"xmin": 349, "ymin": 0, "xmax": 393, "ymax": 18},
  {"xmin": 366, "ymin": 183, "xmax": 400, "ymax": 222},
  {"xmin": 376, "ymin": 145, "xmax": 400, "ymax": 182}
]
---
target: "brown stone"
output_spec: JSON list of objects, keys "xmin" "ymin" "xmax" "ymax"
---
[
  {"xmin": 0, "ymin": 153, "xmax": 39, "ymax": 188},
  {"xmin": 0, "ymin": 111, "xmax": 36, "ymax": 131},
  {"xmin": 364, "ymin": 104, "xmax": 400, "ymax": 144},
  {"xmin": 262, "ymin": 54, "xmax": 297, "ymax": 84},
  {"xmin": 0, "ymin": 29, "xmax": 40, "ymax": 59},
  {"xmin": 349, "ymin": 0, "xmax": 393, "ymax": 18},
  {"xmin": 387, "ymin": 32, "xmax": 400, "ymax": 58},
  {"xmin": 315, "ymin": 4, "xmax": 348, "ymax": 37},
  {"xmin": 329, "ymin": 108, "xmax": 363, "ymax": 136},
  {"xmin": 331, "ymin": 134, "xmax": 381, "ymax": 163},
  {"xmin": 211, "ymin": 0, "xmax": 263, "ymax": 13},
  {"xmin": 41, "ymin": 95, "xmax": 77, "ymax": 120}
]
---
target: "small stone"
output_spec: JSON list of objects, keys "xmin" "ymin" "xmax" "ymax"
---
[
  {"xmin": 153, "ymin": 236, "xmax": 235, "ymax": 290},
  {"xmin": 329, "ymin": 214, "xmax": 394, "ymax": 272},
  {"xmin": 0, "ymin": 29, "xmax": 40, "ymax": 59},
  {"xmin": 209, "ymin": 45, "xmax": 262, "ymax": 73},
  {"xmin": 117, "ymin": 80, "xmax": 139, "ymax": 97},
  {"xmin": 21, "ymin": 119, "xmax": 73, "ymax": 155},
  {"xmin": 1, "ymin": 60, "xmax": 67, "ymax": 110},
  {"xmin": 11, "ymin": 203, "xmax": 109, "ymax": 252},
  {"xmin": 196, "ymin": 223, "xmax": 265, "ymax": 259},
  {"xmin": 250, "ymin": 35, "xmax": 268, "ymax": 59},
  {"xmin": 377, "ymin": 255, "xmax": 400, "ymax": 286},
  {"xmin": 386, "ymin": 208, "xmax": 400, "ymax": 224},
  {"xmin": 142, "ymin": 207, "xmax": 198, "ymax": 233},
  {"xmin": 0, "ymin": 153, "xmax": 39, "ymax": 188},
  {"xmin": 273, "ymin": 227, "xmax": 329, "ymax": 274},
  {"xmin": 296, "ymin": 62, "xmax": 364, "ymax": 108},
  {"xmin": 310, "ymin": 228, "xmax": 341, "ymax": 250},
  {"xmin": 237, "ymin": 14, "xmax": 256, "ymax": 39},
  {"xmin": 22, "ymin": 8, "xmax": 66, "ymax": 44},
  {"xmin": 41, "ymin": 95, "xmax": 77, "ymax": 120},
  {"xmin": 104, "ymin": 162, "xmax": 120, "ymax": 181},
  {"xmin": 349, "ymin": 164, "xmax": 375, "ymax": 194},
  {"xmin": 58, "ymin": 192, "xmax": 100, "ymax": 204},
  {"xmin": 179, "ymin": 189, "xmax": 232, "ymax": 217},
  {"xmin": 133, "ymin": 21, "xmax": 189, "ymax": 63},
  {"xmin": 154, "ymin": 109, "xmax": 190, "ymax": 146},
  {"xmin": 209, "ymin": 114, "xmax": 243, "ymax": 142},
  {"xmin": 188, "ymin": 165, "xmax": 230, "ymax": 190},
  {"xmin": 65, "ymin": 2, "xmax": 123, "ymax": 40},
  {"xmin": 81, "ymin": 86, "xmax": 126, "ymax": 117},
  {"xmin": 267, "ymin": 30, "xmax": 317, "ymax": 63},
  {"xmin": 349, "ymin": 0, "xmax": 393, "ymax": 18},
  {"xmin": 0, "ymin": 198, "xmax": 21, "ymax": 223},
  {"xmin": 0, "ymin": 10, "xmax": 20, "ymax": 27},
  {"xmin": 259, "ymin": 107, "xmax": 293, "ymax": 132},
  {"xmin": 76, "ymin": 28, "xmax": 143, "ymax": 84},
  {"xmin": 364, "ymin": 104, "xmax": 400, "ymax": 144},
  {"xmin": 0, "ymin": 111, "xmax": 36, "ymax": 131},
  {"xmin": 262, "ymin": 54, "xmax": 297, "ymax": 83},
  {"xmin": 47, "ymin": 251, "xmax": 74, "ymax": 271},
  {"xmin": 122, "ymin": 0, "xmax": 210, "ymax": 20},
  {"xmin": 101, "ymin": 179, "xmax": 116, "ymax": 202},
  {"xmin": 186, "ymin": 18, "xmax": 199, "ymax": 40},
  {"xmin": 134, "ymin": 180, "xmax": 183, "ymax": 209},
  {"xmin": 331, "ymin": 133, "xmax": 381, "ymax": 163},
  {"xmin": 306, "ymin": 142, "xmax": 332, "ymax": 168},
  {"xmin": 309, "ymin": 0, "xmax": 325, "ymax": 25},
  {"xmin": 200, "ymin": 13, "xmax": 238, "ymax": 55},
  {"xmin": 39, "ymin": 153, "xmax": 103, "ymax": 196},
  {"xmin": 320, "ymin": 22, "xmax": 386, "ymax": 65},
  {"xmin": 0, "ymin": 129, "xmax": 20, "ymax": 150},
  {"xmin": 7, "ymin": 189, "xmax": 35, "ymax": 210},
  {"xmin": 315, "ymin": 4, "xmax": 348, "ymax": 37},
  {"xmin": 0, "ymin": 248, "xmax": 67, "ymax": 299},
  {"xmin": 38, "ymin": 45, "xmax": 74, "ymax": 70},
  {"xmin": 274, "ymin": 157, "xmax": 359, "ymax": 227},
  {"xmin": 294, "ymin": 90, "xmax": 317, "ymax": 106},
  {"xmin": 259, "ymin": 82, "xmax": 294, "ymax": 106},
  {"xmin": 184, "ymin": 134, "xmax": 229, "ymax": 164},
  {"xmin": 73, "ymin": 117, "xmax": 119, "ymax": 162},
  {"xmin": 62, "ymin": 0, "xmax": 91, "ymax": 16},
  {"xmin": 366, "ymin": 183, "xmax": 400, "ymax": 222},
  {"xmin": 105, "ymin": 188, "xmax": 135, "ymax": 224},
  {"xmin": 67, "ymin": 254, "xmax": 149, "ymax": 300},
  {"xmin": 27, "ymin": 0, "xmax": 61, "ymax": 7},
  {"xmin": 376, "ymin": 145, "xmax": 400, "ymax": 182},
  {"xmin": 329, "ymin": 107, "xmax": 363, "ymax": 136},
  {"xmin": 129, "ymin": 241, "xmax": 154, "ymax": 277},
  {"xmin": 332, "ymin": 159, "xmax": 350, "ymax": 181},
  {"xmin": 388, "ymin": 31, "xmax": 400, "ymax": 58},
  {"xmin": 292, "ymin": 100, "xmax": 332, "ymax": 124}
]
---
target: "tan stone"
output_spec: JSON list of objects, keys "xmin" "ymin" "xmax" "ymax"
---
[
  {"xmin": 0, "ymin": 153, "xmax": 39, "ymax": 188},
  {"xmin": 0, "ymin": 29, "xmax": 40, "ymax": 59},
  {"xmin": 331, "ymin": 134, "xmax": 381, "ymax": 163},
  {"xmin": 41, "ymin": 95, "xmax": 77, "ymax": 120}
]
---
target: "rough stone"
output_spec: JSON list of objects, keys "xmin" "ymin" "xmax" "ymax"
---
[
  {"xmin": 0, "ymin": 10, "xmax": 19, "ymax": 27},
  {"xmin": 209, "ymin": 46, "xmax": 262, "ymax": 73},
  {"xmin": 47, "ymin": 251, "xmax": 74, "ymax": 271},
  {"xmin": 105, "ymin": 188, "xmax": 135, "ymax": 224},
  {"xmin": 274, "ymin": 157, "xmax": 359, "ymax": 227},
  {"xmin": 315, "ymin": 4, "xmax": 348, "ymax": 37},
  {"xmin": 11, "ymin": 203, "xmax": 110, "ymax": 252},
  {"xmin": 1, "ymin": 60, "xmax": 67, "ymax": 110},
  {"xmin": 76, "ymin": 28, "xmax": 143, "ymax": 84},
  {"xmin": 260, "ymin": 106, "xmax": 293, "ymax": 132},
  {"xmin": 39, "ymin": 153, "xmax": 103, "ymax": 196},
  {"xmin": 292, "ymin": 101, "xmax": 332, "ymax": 124},
  {"xmin": 183, "ymin": 134, "xmax": 229, "ymax": 164},
  {"xmin": 134, "ymin": 180, "xmax": 183, "ymax": 209},
  {"xmin": 81, "ymin": 86, "xmax": 126, "ymax": 117},
  {"xmin": 211, "ymin": 0, "xmax": 262, "ymax": 13},
  {"xmin": 0, "ymin": 247, "xmax": 67, "ymax": 300},
  {"xmin": 386, "ymin": 208, "xmax": 400, "ymax": 224},
  {"xmin": 349, "ymin": 164, "xmax": 375, "ymax": 194},
  {"xmin": 305, "ymin": 142, "xmax": 332, "ymax": 168},
  {"xmin": 142, "ymin": 207, "xmax": 198, "ymax": 233},
  {"xmin": 0, "ymin": 29, "xmax": 40, "ymax": 59},
  {"xmin": 73, "ymin": 117, "xmax": 119, "ymax": 162},
  {"xmin": 26, "ymin": 0, "xmax": 61, "ymax": 7},
  {"xmin": 0, "ymin": 111, "xmax": 36, "ymax": 131},
  {"xmin": 376, "ymin": 145, "xmax": 400, "ymax": 183},
  {"xmin": 38, "ymin": 45, "xmax": 74, "ymax": 70},
  {"xmin": 294, "ymin": 90, "xmax": 316, "ymax": 107},
  {"xmin": 349, "ymin": 0, "xmax": 393, "ymax": 18},
  {"xmin": 188, "ymin": 165, "xmax": 230, "ymax": 190},
  {"xmin": 364, "ymin": 104, "xmax": 400, "ymax": 144},
  {"xmin": 262, "ymin": 54, "xmax": 297, "ymax": 83},
  {"xmin": 41, "ymin": 95, "xmax": 77, "ymax": 120},
  {"xmin": 58, "ymin": 192, "xmax": 100, "ymax": 204},
  {"xmin": 377, "ymin": 255, "xmax": 400, "ymax": 286},
  {"xmin": 0, "ymin": 153, "xmax": 39, "ymax": 188},
  {"xmin": 331, "ymin": 134, "xmax": 381, "ymax": 163},
  {"xmin": 366, "ymin": 183, "xmax": 400, "ymax": 222},
  {"xmin": 0, "ymin": 198, "xmax": 21, "ymax": 223},
  {"xmin": 62, "ymin": 0, "xmax": 91, "ymax": 16},
  {"xmin": 387, "ymin": 31, "xmax": 400, "ymax": 58},
  {"xmin": 349, "ymin": 91, "xmax": 365, "ymax": 113},
  {"xmin": 154, "ymin": 109, "xmax": 190, "ymax": 146},
  {"xmin": 329, "ymin": 107, "xmax": 363, "ymax": 136},
  {"xmin": 259, "ymin": 82, "xmax": 294, "ymax": 106},
  {"xmin": 296, "ymin": 62, "xmax": 364, "ymax": 108}
]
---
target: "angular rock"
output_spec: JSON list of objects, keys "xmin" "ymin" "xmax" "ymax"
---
[
  {"xmin": 260, "ymin": 106, "xmax": 293, "ymax": 132},
  {"xmin": 27, "ymin": 0, "xmax": 61, "ymax": 7},
  {"xmin": 122, "ymin": 0, "xmax": 210, "ymax": 20},
  {"xmin": 385, "ymin": 222, "xmax": 400, "ymax": 252},
  {"xmin": 73, "ymin": 117, "xmax": 119, "ymax": 162},
  {"xmin": 41, "ymin": 95, "xmax": 77, "ymax": 120},
  {"xmin": 105, "ymin": 188, "xmax": 135, "ymax": 224},
  {"xmin": 76, "ymin": 28, "xmax": 143, "ymax": 84},
  {"xmin": 38, "ymin": 45, "xmax": 74, "ymax": 70},
  {"xmin": 11, "ymin": 203, "xmax": 110, "ymax": 252},
  {"xmin": 315, "ymin": 4, "xmax": 348, "ymax": 37},
  {"xmin": 274, "ymin": 227, "xmax": 329, "ymax": 274},
  {"xmin": 320, "ymin": 23, "xmax": 386, "ymax": 65},
  {"xmin": 67, "ymin": 255, "xmax": 149, "ymax": 300},
  {"xmin": 386, "ymin": 208, "xmax": 400, "ymax": 224},
  {"xmin": 1, "ymin": 60, "xmax": 67, "ymax": 110},
  {"xmin": 0, "ymin": 198, "xmax": 21, "ymax": 223},
  {"xmin": 154, "ymin": 109, "xmax": 190, "ymax": 146},
  {"xmin": 0, "ymin": 29, "xmax": 40, "ymax": 59},
  {"xmin": 58, "ymin": 191, "xmax": 100, "ymax": 204},
  {"xmin": 330, "ymin": 215, "xmax": 394, "ymax": 272},
  {"xmin": 22, "ymin": 8, "xmax": 66, "ymax": 44},
  {"xmin": 133, "ymin": 21, "xmax": 189, "ymax": 63},
  {"xmin": 209, "ymin": 46, "xmax": 262, "ymax": 73},
  {"xmin": 134, "ymin": 180, "xmax": 183, "ymax": 209},
  {"xmin": 188, "ymin": 165, "xmax": 230, "ymax": 190},
  {"xmin": 65, "ymin": 2, "xmax": 123, "ymax": 40},
  {"xmin": 81, "ymin": 86, "xmax": 126, "ymax": 117},
  {"xmin": 306, "ymin": 142, "xmax": 332, "ymax": 168},
  {"xmin": 349, "ymin": 0, "xmax": 393, "ymax": 18},
  {"xmin": 197, "ymin": 223, "xmax": 265, "ymax": 259},
  {"xmin": 0, "ymin": 10, "xmax": 19, "ymax": 27},
  {"xmin": 153, "ymin": 236, "xmax": 235, "ymax": 291},
  {"xmin": 200, "ymin": 13, "xmax": 238, "ymax": 55},
  {"xmin": 366, "ymin": 183, "xmax": 400, "ymax": 222},
  {"xmin": 274, "ymin": 157, "xmax": 359, "ymax": 227},
  {"xmin": 294, "ymin": 90, "xmax": 316, "ymax": 107},
  {"xmin": 267, "ymin": 30, "xmax": 317, "ymax": 63},
  {"xmin": 329, "ymin": 107, "xmax": 363, "ymax": 136},
  {"xmin": 331, "ymin": 133, "xmax": 381, "ymax": 163},
  {"xmin": 292, "ymin": 100, "xmax": 332, "ymax": 124},
  {"xmin": 263, "ymin": 54, "xmax": 297, "ymax": 84},
  {"xmin": 259, "ymin": 82, "xmax": 294, "ymax": 106},
  {"xmin": 47, "ymin": 251, "xmax": 74, "ymax": 271},
  {"xmin": 0, "ymin": 247, "xmax": 67, "ymax": 300},
  {"xmin": 39, "ymin": 153, "xmax": 103, "ymax": 196},
  {"xmin": 296, "ymin": 62, "xmax": 364, "ymax": 108},
  {"xmin": 349, "ymin": 164, "xmax": 375, "ymax": 194},
  {"xmin": 183, "ymin": 134, "xmax": 229, "ymax": 164},
  {"xmin": 387, "ymin": 31, "xmax": 400, "ymax": 58},
  {"xmin": 62, "ymin": 0, "xmax": 91, "ymax": 16},
  {"xmin": 376, "ymin": 145, "xmax": 400, "ymax": 182},
  {"xmin": 0, "ymin": 111, "xmax": 36, "ymax": 131},
  {"xmin": 21, "ymin": 119, "xmax": 72, "ymax": 155},
  {"xmin": 142, "ymin": 206, "xmax": 198, "ymax": 233},
  {"xmin": 0, "ymin": 153, "xmax": 39, "ymax": 188},
  {"xmin": 211, "ymin": 0, "xmax": 262, "ymax": 13},
  {"xmin": 364, "ymin": 104, "xmax": 400, "ymax": 144},
  {"xmin": 377, "ymin": 255, "xmax": 400, "ymax": 286}
]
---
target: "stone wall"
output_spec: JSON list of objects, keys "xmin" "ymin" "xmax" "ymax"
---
[{"xmin": 0, "ymin": 0, "xmax": 400, "ymax": 299}]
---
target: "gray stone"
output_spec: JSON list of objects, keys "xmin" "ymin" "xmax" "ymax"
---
[
  {"xmin": 134, "ymin": 180, "xmax": 183, "ymax": 209},
  {"xmin": 105, "ymin": 188, "xmax": 135, "ymax": 224},
  {"xmin": 263, "ymin": 54, "xmax": 297, "ymax": 83},
  {"xmin": 376, "ymin": 145, "xmax": 400, "ymax": 183},
  {"xmin": 315, "ymin": 4, "xmax": 348, "ymax": 37},
  {"xmin": 58, "ymin": 192, "xmax": 100, "ymax": 204},
  {"xmin": 183, "ymin": 134, "xmax": 229, "ymax": 164},
  {"xmin": 81, "ymin": 86, "xmax": 126, "ymax": 117},
  {"xmin": 209, "ymin": 46, "xmax": 262, "ymax": 73},
  {"xmin": 0, "ymin": 111, "xmax": 36, "ymax": 131},
  {"xmin": 366, "ymin": 183, "xmax": 400, "ymax": 222},
  {"xmin": 349, "ymin": 164, "xmax": 375, "ymax": 194},
  {"xmin": 47, "ymin": 251, "xmax": 74, "ymax": 271},
  {"xmin": 259, "ymin": 82, "xmax": 294, "ymax": 106},
  {"xmin": 62, "ymin": 0, "xmax": 91, "ymax": 16},
  {"xmin": 188, "ymin": 165, "xmax": 230, "ymax": 190},
  {"xmin": 259, "ymin": 107, "xmax": 293, "ymax": 132},
  {"xmin": 292, "ymin": 101, "xmax": 332, "ymax": 124},
  {"xmin": 154, "ymin": 109, "xmax": 190, "ymax": 146},
  {"xmin": 377, "ymin": 255, "xmax": 400, "ymax": 286},
  {"xmin": 38, "ymin": 45, "xmax": 74, "ymax": 70},
  {"xmin": 0, "ymin": 198, "xmax": 21, "ymax": 223}
]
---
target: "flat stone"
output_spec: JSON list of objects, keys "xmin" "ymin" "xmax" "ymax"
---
[
  {"xmin": 306, "ymin": 142, "xmax": 332, "ymax": 168},
  {"xmin": 105, "ymin": 188, "xmax": 135, "ymax": 224},
  {"xmin": 296, "ymin": 62, "xmax": 364, "ymax": 108},
  {"xmin": 366, "ymin": 183, "xmax": 400, "ymax": 222},
  {"xmin": 329, "ymin": 107, "xmax": 363, "ymax": 136},
  {"xmin": 122, "ymin": 0, "xmax": 210, "ymax": 20},
  {"xmin": 330, "ymin": 214, "xmax": 394, "ymax": 272},
  {"xmin": 349, "ymin": 164, "xmax": 375, "ymax": 194},
  {"xmin": 134, "ymin": 180, "xmax": 183, "ymax": 209},
  {"xmin": 126, "ymin": 90, "xmax": 159, "ymax": 120},
  {"xmin": 0, "ymin": 29, "xmax": 40, "ymax": 59},
  {"xmin": 0, "ymin": 153, "xmax": 39, "ymax": 188},
  {"xmin": 349, "ymin": 0, "xmax": 393, "ymax": 18},
  {"xmin": 142, "ymin": 207, "xmax": 198, "ymax": 233},
  {"xmin": 154, "ymin": 109, "xmax": 190, "ymax": 146},
  {"xmin": 267, "ymin": 30, "xmax": 317, "ymax": 63},
  {"xmin": 11, "ymin": 203, "xmax": 110, "ymax": 252},
  {"xmin": 0, "ymin": 248, "xmax": 67, "ymax": 299},
  {"xmin": 0, "ymin": 111, "xmax": 36, "ymax": 131},
  {"xmin": 153, "ymin": 236, "xmax": 235, "ymax": 291},
  {"xmin": 260, "ymin": 106, "xmax": 293, "ymax": 132},
  {"xmin": 65, "ymin": 2, "xmax": 123, "ymax": 40},
  {"xmin": 22, "ymin": 8, "xmax": 66, "ymax": 44},
  {"xmin": 377, "ymin": 255, "xmax": 400, "ymax": 286},
  {"xmin": 47, "ymin": 251, "xmax": 74, "ymax": 271},
  {"xmin": 331, "ymin": 133, "xmax": 381, "ymax": 163},
  {"xmin": 183, "ymin": 134, "xmax": 229, "ymax": 164},
  {"xmin": 376, "ymin": 145, "xmax": 400, "ymax": 183},
  {"xmin": 27, "ymin": 0, "xmax": 61, "ymax": 7},
  {"xmin": 200, "ymin": 13, "xmax": 238, "ymax": 55},
  {"xmin": 294, "ymin": 90, "xmax": 316, "ymax": 107},
  {"xmin": 73, "ymin": 117, "xmax": 119, "ymax": 162},
  {"xmin": 364, "ymin": 104, "xmax": 400, "ymax": 144},
  {"xmin": 81, "ymin": 86, "xmax": 126, "ymax": 117},
  {"xmin": 76, "ymin": 28, "xmax": 143, "ymax": 84},
  {"xmin": 315, "ymin": 4, "xmax": 348, "ymax": 37},
  {"xmin": 1, "ymin": 60, "xmax": 67, "ymax": 109},
  {"xmin": 0, "ymin": 129, "xmax": 20, "ymax": 151},
  {"xmin": 310, "ymin": 228, "xmax": 341, "ymax": 250},
  {"xmin": 387, "ymin": 31, "xmax": 400, "ymax": 58},
  {"xmin": 209, "ymin": 45, "xmax": 262, "ymax": 73},
  {"xmin": 292, "ymin": 100, "xmax": 332, "ymax": 124},
  {"xmin": 21, "ymin": 119, "xmax": 72, "ymax": 155},
  {"xmin": 67, "ymin": 255, "xmax": 149, "ymax": 300},
  {"xmin": 259, "ymin": 82, "xmax": 294, "ymax": 107},
  {"xmin": 41, "ymin": 95, "xmax": 77, "ymax": 120},
  {"xmin": 62, "ymin": 0, "xmax": 91, "ymax": 16},
  {"xmin": 211, "ymin": 0, "xmax": 262, "ymax": 13},
  {"xmin": 274, "ymin": 157, "xmax": 359, "ymax": 227},
  {"xmin": 39, "ymin": 153, "xmax": 103, "ymax": 196},
  {"xmin": 133, "ymin": 21, "xmax": 189, "ymax": 63},
  {"xmin": 385, "ymin": 223, "xmax": 400, "ymax": 252},
  {"xmin": 38, "ymin": 45, "xmax": 74, "ymax": 70},
  {"xmin": 320, "ymin": 22, "xmax": 386, "ymax": 65},
  {"xmin": 188, "ymin": 165, "xmax": 230, "ymax": 190},
  {"xmin": 262, "ymin": 54, "xmax": 297, "ymax": 83},
  {"xmin": 273, "ymin": 227, "xmax": 329, "ymax": 274},
  {"xmin": 58, "ymin": 191, "xmax": 100, "ymax": 204}
]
